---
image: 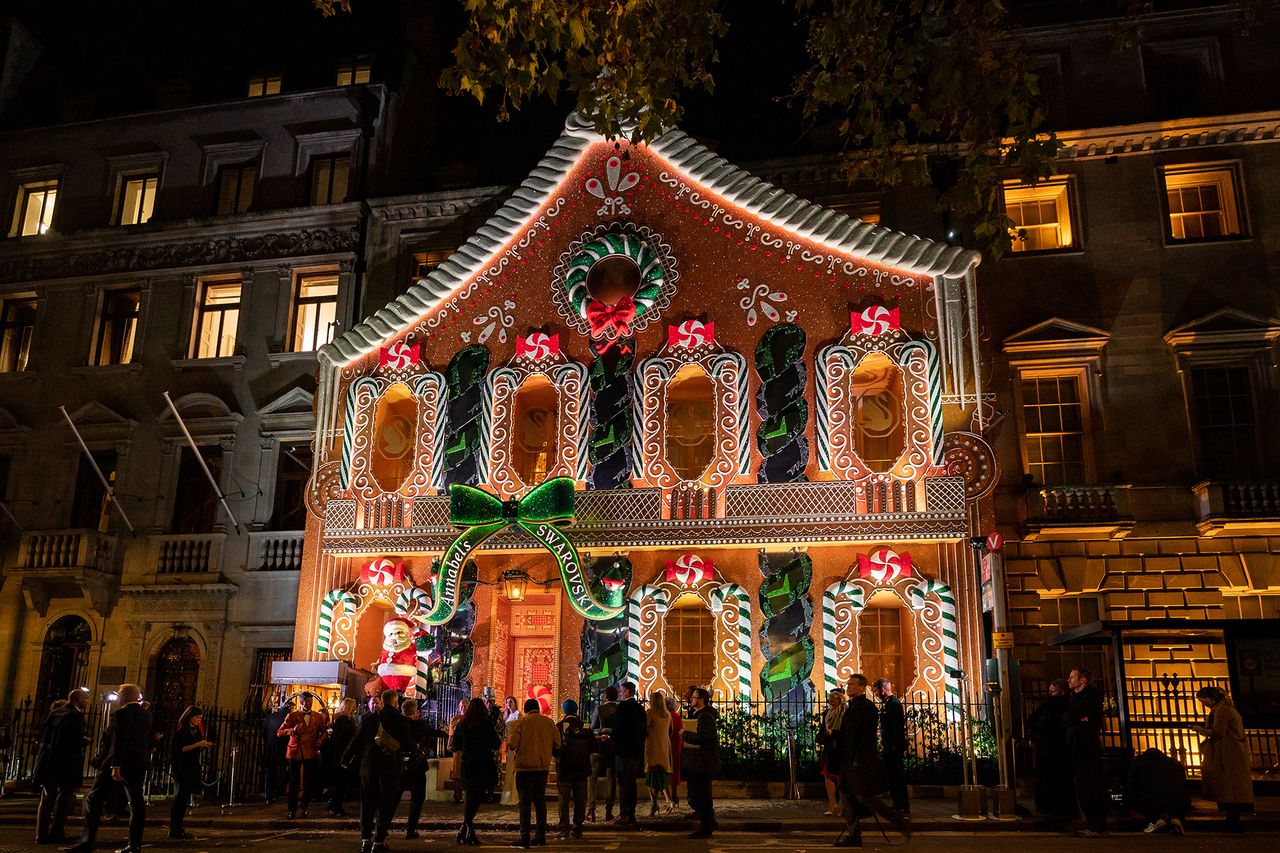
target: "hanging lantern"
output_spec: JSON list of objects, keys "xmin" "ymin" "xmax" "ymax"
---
[{"xmin": 500, "ymin": 568, "xmax": 530, "ymax": 602}]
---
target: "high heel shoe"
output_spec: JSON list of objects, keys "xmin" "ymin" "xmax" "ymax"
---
[
  {"xmin": 457, "ymin": 826, "xmax": 468, "ymax": 845},
  {"xmin": 466, "ymin": 828, "xmax": 481, "ymax": 846}
]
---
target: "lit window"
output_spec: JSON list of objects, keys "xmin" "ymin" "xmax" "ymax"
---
[
  {"xmin": 1004, "ymin": 179, "xmax": 1074, "ymax": 252},
  {"xmin": 311, "ymin": 155, "xmax": 350, "ymax": 205},
  {"xmin": 412, "ymin": 249, "xmax": 452, "ymax": 285},
  {"xmin": 512, "ymin": 375, "xmax": 559, "ymax": 486},
  {"xmin": 1190, "ymin": 365, "xmax": 1257, "ymax": 480},
  {"xmin": 11, "ymin": 180, "xmax": 58, "ymax": 236},
  {"xmin": 118, "ymin": 174, "xmax": 158, "ymax": 225},
  {"xmin": 1020, "ymin": 375, "xmax": 1087, "ymax": 486},
  {"xmin": 247, "ymin": 74, "xmax": 282, "ymax": 97},
  {"xmin": 0, "ymin": 296, "xmax": 36, "ymax": 373},
  {"xmin": 290, "ymin": 274, "xmax": 339, "ymax": 352},
  {"xmin": 193, "ymin": 280, "xmax": 241, "ymax": 358},
  {"xmin": 858, "ymin": 592, "xmax": 915, "ymax": 691},
  {"xmin": 663, "ymin": 593, "xmax": 716, "ymax": 691},
  {"xmin": 1163, "ymin": 165, "xmax": 1243, "ymax": 241},
  {"xmin": 851, "ymin": 352, "xmax": 906, "ymax": 473},
  {"xmin": 371, "ymin": 383, "xmax": 417, "ymax": 492},
  {"xmin": 215, "ymin": 164, "xmax": 256, "ymax": 216},
  {"xmin": 336, "ymin": 62, "xmax": 371, "ymax": 86},
  {"xmin": 92, "ymin": 289, "xmax": 140, "ymax": 366},
  {"xmin": 71, "ymin": 449, "xmax": 117, "ymax": 533}
]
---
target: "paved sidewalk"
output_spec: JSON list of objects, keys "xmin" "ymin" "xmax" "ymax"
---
[{"xmin": 0, "ymin": 792, "xmax": 1277, "ymax": 834}]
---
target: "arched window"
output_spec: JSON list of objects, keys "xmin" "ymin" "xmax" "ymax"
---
[
  {"xmin": 371, "ymin": 382, "xmax": 418, "ymax": 492},
  {"xmin": 152, "ymin": 636, "xmax": 200, "ymax": 720},
  {"xmin": 35, "ymin": 616, "xmax": 91, "ymax": 712},
  {"xmin": 851, "ymin": 353, "xmax": 907, "ymax": 473},
  {"xmin": 663, "ymin": 593, "xmax": 715, "ymax": 691},
  {"xmin": 666, "ymin": 365, "xmax": 716, "ymax": 480},
  {"xmin": 511, "ymin": 375, "xmax": 559, "ymax": 486},
  {"xmin": 858, "ymin": 591, "xmax": 916, "ymax": 691}
]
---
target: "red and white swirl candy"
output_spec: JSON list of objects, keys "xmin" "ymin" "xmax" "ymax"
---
[
  {"xmin": 666, "ymin": 552, "xmax": 713, "ymax": 586},
  {"xmin": 668, "ymin": 320, "xmax": 715, "ymax": 349},
  {"xmin": 379, "ymin": 341, "xmax": 420, "ymax": 370},
  {"xmin": 361, "ymin": 557, "xmax": 404, "ymax": 587},
  {"xmin": 851, "ymin": 306, "xmax": 901, "ymax": 337},
  {"xmin": 858, "ymin": 548, "xmax": 913, "ymax": 584},
  {"xmin": 515, "ymin": 332, "xmax": 559, "ymax": 360},
  {"xmin": 527, "ymin": 684, "xmax": 553, "ymax": 715}
]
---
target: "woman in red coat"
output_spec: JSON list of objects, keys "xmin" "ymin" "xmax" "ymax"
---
[{"xmin": 666, "ymin": 695, "xmax": 683, "ymax": 809}]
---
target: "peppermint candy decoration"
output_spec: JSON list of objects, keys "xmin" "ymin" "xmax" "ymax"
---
[
  {"xmin": 668, "ymin": 320, "xmax": 714, "ymax": 349},
  {"xmin": 515, "ymin": 332, "xmax": 559, "ymax": 361},
  {"xmin": 361, "ymin": 557, "xmax": 403, "ymax": 587},
  {"xmin": 858, "ymin": 548, "xmax": 913, "ymax": 584},
  {"xmin": 379, "ymin": 341, "xmax": 420, "ymax": 371},
  {"xmin": 852, "ymin": 306, "xmax": 901, "ymax": 336},
  {"xmin": 665, "ymin": 553, "xmax": 713, "ymax": 587},
  {"xmin": 527, "ymin": 683, "xmax": 553, "ymax": 715}
]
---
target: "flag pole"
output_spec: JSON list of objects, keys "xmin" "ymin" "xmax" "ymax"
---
[
  {"xmin": 0, "ymin": 500, "xmax": 22, "ymax": 531},
  {"xmin": 58, "ymin": 405, "xmax": 136, "ymax": 534},
  {"xmin": 161, "ymin": 392, "xmax": 242, "ymax": 535}
]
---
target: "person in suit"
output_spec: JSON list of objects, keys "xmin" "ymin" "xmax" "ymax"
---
[
  {"xmin": 168, "ymin": 705, "xmax": 213, "ymax": 840},
  {"xmin": 835, "ymin": 674, "xmax": 906, "ymax": 848},
  {"xmin": 680, "ymin": 687, "xmax": 721, "ymax": 839},
  {"xmin": 343, "ymin": 689, "xmax": 413, "ymax": 853},
  {"xmin": 872, "ymin": 678, "xmax": 909, "ymax": 818},
  {"xmin": 587, "ymin": 685, "xmax": 619, "ymax": 822},
  {"xmin": 278, "ymin": 693, "xmax": 328, "ymax": 819},
  {"xmin": 453, "ymin": 698, "xmax": 501, "ymax": 845},
  {"xmin": 611, "ymin": 681, "xmax": 647, "ymax": 828},
  {"xmin": 35, "ymin": 689, "xmax": 89, "ymax": 844},
  {"xmin": 66, "ymin": 683, "xmax": 152, "ymax": 853}
]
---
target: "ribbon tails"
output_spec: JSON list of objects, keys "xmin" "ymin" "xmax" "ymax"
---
[{"xmin": 420, "ymin": 477, "xmax": 626, "ymax": 624}]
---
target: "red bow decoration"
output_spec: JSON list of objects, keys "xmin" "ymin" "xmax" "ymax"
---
[{"xmin": 586, "ymin": 296, "xmax": 637, "ymax": 339}]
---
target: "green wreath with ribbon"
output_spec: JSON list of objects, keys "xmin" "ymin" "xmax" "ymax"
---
[
  {"xmin": 418, "ymin": 477, "xmax": 626, "ymax": 624},
  {"xmin": 560, "ymin": 229, "xmax": 674, "ymax": 343}
]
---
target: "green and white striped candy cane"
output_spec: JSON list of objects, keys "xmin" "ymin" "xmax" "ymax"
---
[
  {"xmin": 899, "ymin": 339, "xmax": 945, "ymax": 464},
  {"xmin": 317, "ymin": 588, "xmax": 356, "ymax": 655},
  {"xmin": 625, "ymin": 585, "xmax": 670, "ymax": 687},
  {"xmin": 709, "ymin": 583, "xmax": 752, "ymax": 705},
  {"xmin": 821, "ymin": 581, "xmax": 864, "ymax": 693},
  {"xmin": 909, "ymin": 578, "xmax": 961, "ymax": 702},
  {"xmin": 340, "ymin": 377, "xmax": 380, "ymax": 490},
  {"xmin": 395, "ymin": 587, "xmax": 436, "ymax": 695}
]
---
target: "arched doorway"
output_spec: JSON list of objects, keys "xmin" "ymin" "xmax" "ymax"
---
[
  {"xmin": 152, "ymin": 636, "xmax": 201, "ymax": 722},
  {"xmin": 858, "ymin": 591, "xmax": 917, "ymax": 692},
  {"xmin": 663, "ymin": 593, "xmax": 716, "ymax": 693},
  {"xmin": 35, "ymin": 616, "xmax": 91, "ymax": 712}
]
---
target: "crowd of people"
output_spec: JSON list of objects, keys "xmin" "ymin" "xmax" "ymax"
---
[{"xmin": 20, "ymin": 666, "xmax": 1258, "ymax": 851}]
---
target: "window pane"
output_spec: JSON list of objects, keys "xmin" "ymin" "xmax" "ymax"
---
[
  {"xmin": 194, "ymin": 281, "xmax": 241, "ymax": 358},
  {"xmin": 94, "ymin": 290, "xmax": 140, "ymax": 366},
  {"xmin": 1021, "ymin": 375, "xmax": 1087, "ymax": 486},
  {"xmin": 20, "ymin": 185, "xmax": 57, "ymax": 236},
  {"xmin": 1190, "ymin": 365, "xmax": 1257, "ymax": 479},
  {"xmin": 0, "ymin": 298, "xmax": 36, "ymax": 373}
]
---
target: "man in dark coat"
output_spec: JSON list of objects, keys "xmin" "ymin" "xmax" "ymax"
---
[
  {"xmin": 400, "ymin": 698, "xmax": 446, "ymax": 839},
  {"xmin": 873, "ymin": 678, "xmax": 909, "ymax": 817},
  {"xmin": 1028, "ymin": 679, "xmax": 1074, "ymax": 819},
  {"xmin": 1065, "ymin": 667, "xmax": 1108, "ymax": 836},
  {"xmin": 836, "ymin": 674, "xmax": 905, "ymax": 848},
  {"xmin": 324, "ymin": 698, "xmax": 359, "ymax": 816},
  {"xmin": 262, "ymin": 700, "xmax": 292, "ymax": 804},
  {"xmin": 66, "ymin": 683, "xmax": 152, "ymax": 853},
  {"xmin": 611, "ymin": 681, "xmax": 647, "ymax": 828},
  {"xmin": 1126, "ymin": 747, "xmax": 1190, "ymax": 833},
  {"xmin": 554, "ymin": 699, "xmax": 593, "ymax": 839},
  {"xmin": 588, "ymin": 685, "xmax": 619, "ymax": 822},
  {"xmin": 680, "ymin": 687, "xmax": 720, "ymax": 839},
  {"xmin": 35, "ymin": 689, "xmax": 89, "ymax": 844},
  {"xmin": 343, "ymin": 689, "xmax": 414, "ymax": 853}
]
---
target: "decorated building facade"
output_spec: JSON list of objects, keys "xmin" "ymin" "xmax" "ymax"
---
[{"xmin": 292, "ymin": 114, "xmax": 1000, "ymax": 710}]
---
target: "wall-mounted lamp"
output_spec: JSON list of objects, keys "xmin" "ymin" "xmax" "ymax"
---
[{"xmin": 501, "ymin": 568, "xmax": 530, "ymax": 602}]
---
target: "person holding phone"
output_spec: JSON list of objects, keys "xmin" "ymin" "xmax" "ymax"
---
[{"xmin": 168, "ymin": 706, "xmax": 213, "ymax": 840}]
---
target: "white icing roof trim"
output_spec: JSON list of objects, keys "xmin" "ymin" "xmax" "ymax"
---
[{"xmin": 320, "ymin": 111, "xmax": 981, "ymax": 369}]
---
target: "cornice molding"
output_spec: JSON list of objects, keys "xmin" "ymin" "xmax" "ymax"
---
[{"xmin": 1054, "ymin": 111, "xmax": 1280, "ymax": 161}]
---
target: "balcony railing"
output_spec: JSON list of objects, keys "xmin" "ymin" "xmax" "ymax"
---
[
  {"xmin": 1193, "ymin": 480, "xmax": 1280, "ymax": 535},
  {"xmin": 16, "ymin": 529, "xmax": 117, "ymax": 574},
  {"xmin": 153, "ymin": 533, "xmax": 224, "ymax": 575},
  {"xmin": 1022, "ymin": 484, "xmax": 1133, "ymax": 540},
  {"xmin": 248, "ymin": 531, "xmax": 304, "ymax": 571}
]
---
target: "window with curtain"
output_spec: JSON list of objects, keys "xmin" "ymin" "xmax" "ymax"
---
[{"xmin": 92, "ymin": 288, "xmax": 141, "ymax": 366}]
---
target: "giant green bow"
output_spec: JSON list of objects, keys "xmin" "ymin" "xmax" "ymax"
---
[{"xmin": 420, "ymin": 477, "xmax": 625, "ymax": 624}]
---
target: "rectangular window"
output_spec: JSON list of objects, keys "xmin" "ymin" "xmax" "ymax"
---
[
  {"xmin": 335, "ymin": 62, "xmax": 371, "ymax": 86},
  {"xmin": 270, "ymin": 442, "xmax": 312, "ymax": 531},
  {"xmin": 1163, "ymin": 165, "xmax": 1243, "ymax": 241},
  {"xmin": 1190, "ymin": 365, "xmax": 1257, "ymax": 480},
  {"xmin": 0, "ymin": 296, "xmax": 36, "ymax": 372},
  {"xmin": 117, "ymin": 174, "xmax": 158, "ymax": 225},
  {"xmin": 1143, "ymin": 41, "xmax": 1220, "ymax": 119},
  {"xmin": 11, "ymin": 180, "xmax": 58, "ymax": 236},
  {"xmin": 70, "ymin": 449, "xmax": 117, "ymax": 533},
  {"xmin": 662, "ymin": 595, "xmax": 716, "ymax": 692},
  {"xmin": 92, "ymin": 288, "xmax": 141, "ymax": 366},
  {"xmin": 247, "ymin": 74, "xmax": 282, "ymax": 97},
  {"xmin": 1021, "ymin": 374, "xmax": 1087, "ymax": 486},
  {"xmin": 170, "ymin": 445, "xmax": 222, "ymax": 533},
  {"xmin": 215, "ymin": 164, "xmax": 256, "ymax": 215},
  {"xmin": 311, "ymin": 155, "xmax": 350, "ymax": 205},
  {"xmin": 193, "ymin": 279, "xmax": 241, "ymax": 359},
  {"xmin": 1004, "ymin": 179, "xmax": 1075, "ymax": 252},
  {"xmin": 290, "ymin": 273, "xmax": 339, "ymax": 352},
  {"xmin": 0, "ymin": 454, "xmax": 12, "ymax": 540}
]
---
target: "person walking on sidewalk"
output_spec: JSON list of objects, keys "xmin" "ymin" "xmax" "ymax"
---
[
  {"xmin": 873, "ymin": 679, "xmax": 910, "ymax": 819},
  {"xmin": 324, "ymin": 698, "xmax": 358, "ymax": 817},
  {"xmin": 401, "ymin": 698, "xmax": 446, "ymax": 839},
  {"xmin": 506, "ymin": 697, "xmax": 561, "ymax": 849},
  {"xmin": 343, "ymin": 688, "xmax": 413, "ymax": 853},
  {"xmin": 34, "ymin": 688, "xmax": 89, "ymax": 844},
  {"xmin": 1028, "ymin": 679, "xmax": 1074, "ymax": 821},
  {"xmin": 680, "ymin": 687, "xmax": 720, "ymax": 839},
  {"xmin": 554, "ymin": 699, "xmax": 593, "ymax": 839},
  {"xmin": 168, "ymin": 705, "xmax": 214, "ymax": 841},
  {"xmin": 1192, "ymin": 686, "xmax": 1253, "ymax": 832},
  {"xmin": 453, "ymin": 698, "xmax": 501, "ymax": 846},
  {"xmin": 278, "ymin": 693, "xmax": 328, "ymax": 819},
  {"xmin": 65, "ymin": 683, "xmax": 152, "ymax": 853},
  {"xmin": 665, "ymin": 695, "xmax": 683, "ymax": 809},
  {"xmin": 644, "ymin": 690, "xmax": 674, "ymax": 816},
  {"xmin": 1065, "ymin": 667, "xmax": 1108, "ymax": 837},
  {"xmin": 835, "ymin": 674, "xmax": 907, "ymax": 848},
  {"xmin": 588, "ymin": 685, "xmax": 619, "ymax": 822},
  {"xmin": 612, "ymin": 681, "xmax": 647, "ymax": 828}
]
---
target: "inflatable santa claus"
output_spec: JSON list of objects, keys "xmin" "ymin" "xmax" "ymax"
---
[{"xmin": 370, "ymin": 616, "xmax": 423, "ymax": 695}]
